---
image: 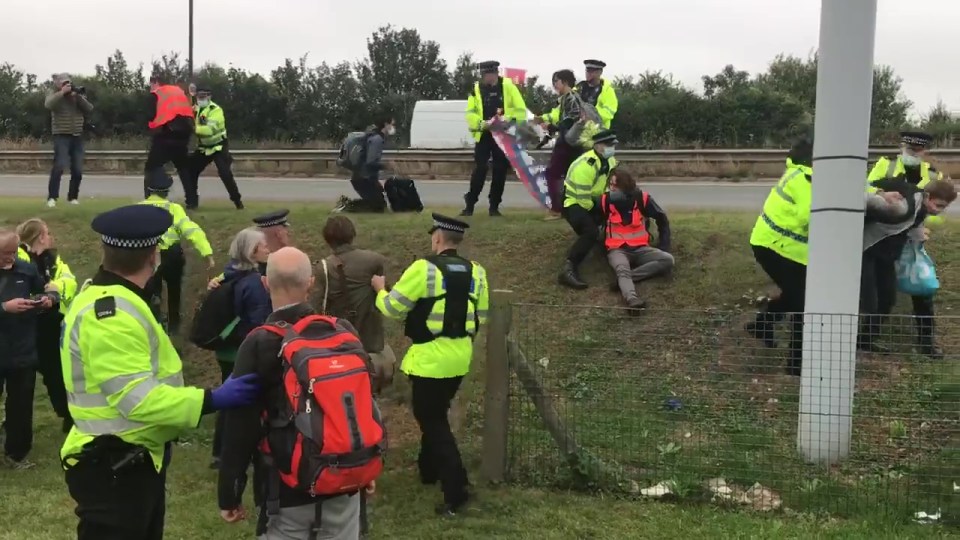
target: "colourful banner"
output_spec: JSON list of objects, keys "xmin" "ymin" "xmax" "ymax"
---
[{"xmin": 489, "ymin": 119, "xmax": 550, "ymax": 210}]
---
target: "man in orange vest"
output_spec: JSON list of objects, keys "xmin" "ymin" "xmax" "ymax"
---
[
  {"xmin": 144, "ymin": 74, "xmax": 196, "ymax": 207},
  {"xmin": 600, "ymin": 170, "xmax": 674, "ymax": 312}
]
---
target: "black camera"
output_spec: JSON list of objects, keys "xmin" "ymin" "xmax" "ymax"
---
[{"xmin": 72, "ymin": 86, "xmax": 86, "ymax": 95}]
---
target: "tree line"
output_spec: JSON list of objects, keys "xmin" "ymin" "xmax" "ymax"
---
[{"xmin": 1, "ymin": 25, "xmax": 957, "ymax": 148}]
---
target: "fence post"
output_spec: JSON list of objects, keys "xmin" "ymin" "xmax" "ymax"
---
[{"xmin": 480, "ymin": 289, "xmax": 513, "ymax": 484}]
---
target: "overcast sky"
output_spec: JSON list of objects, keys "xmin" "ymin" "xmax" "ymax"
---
[{"xmin": 3, "ymin": 0, "xmax": 956, "ymax": 117}]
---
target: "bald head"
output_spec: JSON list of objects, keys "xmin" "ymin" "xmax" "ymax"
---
[{"xmin": 264, "ymin": 247, "xmax": 314, "ymax": 301}]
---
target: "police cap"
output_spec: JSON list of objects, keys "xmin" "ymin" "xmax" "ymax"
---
[
  {"xmin": 145, "ymin": 168, "xmax": 174, "ymax": 192},
  {"xmin": 428, "ymin": 213, "xmax": 470, "ymax": 235},
  {"xmin": 477, "ymin": 61, "xmax": 501, "ymax": 74},
  {"xmin": 900, "ymin": 131, "xmax": 933, "ymax": 148},
  {"xmin": 196, "ymin": 85, "xmax": 212, "ymax": 95},
  {"xmin": 252, "ymin": 209, "xmax": 290, "ymax": 228},
  {"xmin": 584, "ymin": 59, "xmax": 607, "ymax": 70},
  {"xmin": 91, "ymin": 204, "xmax": 173, "ymax": 250},
  {"xmin": 592, "ymin": 129, "xmax": 618, "ymax": 145}
]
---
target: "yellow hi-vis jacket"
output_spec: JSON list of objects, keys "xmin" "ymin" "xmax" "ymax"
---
[
  {"xmin": 542, "ymin": 80, "xmax": 619, "ymax": 129},
  {"xmin": 194, "ymin": 101, "xmax": 228, "ymax": 156},
  {"xmin": 17, "ymin": 247, "xmax": 77, "ymax": 315},
  {"xmin": 749, "ymin": 166, "xmax": 812, "ymax": 265},
  {"xmin": 60, "ymin": 282, "xmax": 205, "ymax": 471},
  {"xmin": 866, "ymin": 155, "xmax": 945, "ymax": 226},
  {"xmin": 138, "ymin": 195, "xmax": 213, "ymax": 257},
  {"xmin": 563, "ymin": 150, "xmax": 618, "ymax": 211},
  {"xmin": 375, "ymin": 254, "xmax": 489, "ymax": 378},
  {"xmin": 465, "ymin": 78, "xmax": 527, "ymax": 143}
]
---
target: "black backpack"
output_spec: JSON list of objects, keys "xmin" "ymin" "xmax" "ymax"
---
[
  {"xmin": 384, "ymin": 176, "xmax": 424, "ymax": 213},
  {"xmin": 189, "ymin": 278, "xmax": 243, "ymax": 350}
]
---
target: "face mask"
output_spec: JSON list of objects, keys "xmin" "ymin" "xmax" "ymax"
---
[
  {"xmin": 197, "ymin": 99, "xmax": 210, "ymax": 108},
  {"xmin": 901, "ymin": 151, "xmax": 922, "ymax": 167},
  {"xmin": 601, "ymin": 147, "xmax": 616, "ymax": 159}
]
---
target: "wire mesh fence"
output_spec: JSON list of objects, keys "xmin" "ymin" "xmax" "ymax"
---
[{"xmin": 504, "ymin": 303, "xmax": 959, "ymax": 522}]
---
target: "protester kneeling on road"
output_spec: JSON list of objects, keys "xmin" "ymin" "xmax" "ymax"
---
[
  {"xmin": 601, "ymin": 171, "xmax": 674, "ymax": 312},
  {"xmin": 336, "ymin": 115, "xmax": 395, "ymax": 214},
  {"xmin": 218, "ymin": 247, "xmax": 383, "ymax": 539},
  {"xmin": 0, "ymin": 227, "xmax": 59, "ymax": 470}
]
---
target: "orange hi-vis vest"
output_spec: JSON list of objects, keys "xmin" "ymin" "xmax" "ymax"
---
[
  {"xmin": 148, "ymin": 85, "xmax": 194, "ymax": 129},
  {"xmin": 603, "ymin": 192, "xmax": 650, "ymax": 250}
]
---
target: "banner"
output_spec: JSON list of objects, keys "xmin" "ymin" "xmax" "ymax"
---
[
  {"xmin": 502, "ymin": 67, "xmax": 527, "ymax": 86},
  {"xmin": 489, "ymin": 119, "xmax": 550, "ymax": 210}
]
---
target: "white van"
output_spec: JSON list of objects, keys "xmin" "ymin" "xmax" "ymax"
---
[{"xmin": 409, "ymin": 100, "xmax": 553, "ymax": 149}]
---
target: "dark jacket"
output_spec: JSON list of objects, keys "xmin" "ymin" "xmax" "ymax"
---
[
  {"xmin": 602, "ymin": 189, "xmax": 673, "ymax": 252},
  {"xmin": 223, "ymin": 262, "xmax": 272, "ymax": 339},
  {"xmin": 218, "ymin": 303, "xmax": 366, "ymax": 510},
  {"xmin": 865, "ymin": 178, "xmax": 926, "ymax": 261},
  {"xmin": 21, "ymin": 247, "xmax": 65, "ymax": 333},
  {"xmin": 360, "ymin": 130, "xmax": 385, "ymax": 179},
  {"xmin": 0, "ymin": 259, "xmax": 58, "ymax": 370},
  {"xmin": 311, "ymin": 245, "xmax": 387, "ymax": 353}
]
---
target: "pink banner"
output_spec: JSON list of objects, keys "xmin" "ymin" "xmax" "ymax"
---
[{"xmin": 502, "ymin": 68, "xmax": 527, "ymax": 85}]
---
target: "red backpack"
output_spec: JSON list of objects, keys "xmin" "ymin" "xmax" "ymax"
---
[{"xmin": 258, "ymin": 315, "xmax": 384, "ymax": 497}]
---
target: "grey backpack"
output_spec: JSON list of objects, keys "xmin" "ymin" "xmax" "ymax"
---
[{"xmin": 337, "ymin": 131, "xmax": 371, "ymax": 170}]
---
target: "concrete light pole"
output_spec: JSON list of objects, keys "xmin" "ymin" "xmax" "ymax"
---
[{"xmin": 798, "ymin": 0, "xmax": 878, "ymax": 464}]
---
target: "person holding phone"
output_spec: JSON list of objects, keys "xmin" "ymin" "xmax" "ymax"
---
[{"xmin": 0, "ymin": 227, "xmax": 59, "ymax": 470}]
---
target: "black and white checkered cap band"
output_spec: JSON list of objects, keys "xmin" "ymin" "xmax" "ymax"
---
[
  {"xmin": 585, "ymin": 63, "xmax": 604, "ymax": 69},
  {"xmin": 101, "ymin": 234, "xmax": 163, "ymax": 249},
  {"xmin": 434, "ymin": 220, "xmax": 465, "ymax": 233},
  {"xmin": 257, "ymin": 218, "xmax": 287, "ymax": 227},
  {"xmin": 901, "ymin": 135, "xmax": 930, "ymax": 146}
]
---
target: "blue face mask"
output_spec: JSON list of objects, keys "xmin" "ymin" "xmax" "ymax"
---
[{"xmin": 601, "ymin": 146, "xmax": 616, "ymax": 159}]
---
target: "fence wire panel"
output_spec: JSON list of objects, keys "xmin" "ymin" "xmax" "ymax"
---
[{"xmin": 505, "ymin": 304, "xmax": 959, "ymax": 522}]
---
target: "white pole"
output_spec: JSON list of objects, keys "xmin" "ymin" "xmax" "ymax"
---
[{"xmin": 798, "ymin": 0, "xmax": 877, "ymax": 464}]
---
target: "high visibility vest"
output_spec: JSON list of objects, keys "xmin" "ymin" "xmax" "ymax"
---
[
  {"xmin": 17, "ymin": 247, "xmax": 78, "ymax": 315},
  {"xmin": 137, "ymin": 196, "xmax": 214, "ymax": 256},
  {"xmin": 749, "ymin": 167, "xmax": 812, "ymax": 265},
  {"xmin": 602, "ymin": 192, "xmax": 650, "ymax": 249},
  {"xmin": 465, "ymin": 78, "xmax": 527, "ymax": 143},
  {"xmin": 563, "ymin": 150, "xmax": 617, "ymax": 210},
  {"xmin": 148, "ymin": 85, "xmax": 194, "ymax": 129},
  {"xmin": 60, "ymin": 283, "xmax": 205, "ymax": 471},
  {"xmin": 375, "ymin": 255, "xmax": 489, "ymax": 378},
  {"xmin": 194, "ymin": 101, "xmax": 228, "ymax": 155}
]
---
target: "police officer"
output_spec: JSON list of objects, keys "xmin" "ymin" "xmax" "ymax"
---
[
  {"xmin": 461, "ymin": 60, "xmax": 527, "ymax": 217},
  {"xmin": 558, "ymin": 129, "xmax": 619, "ymax": 290},
  {"xmin": 207, "ymin": 210, "xmax": 292, "ymax": 290},
  {"xmin": 59, "ymin": 204, "xmax": 260, "ymax": 540},
  {"xmin": 577, "ymin": 60, "xmax": 619, "ymax": 129},
  {"xmin": 141, "ymin": 168, "xmax": 215, "ymax": 336},
  {"xmin": 868, "ymin": 131, "xmax": 943, "ymax": 189},
  {"xmin": 372, "ymin": 213, "xmax": 489, "ymax": 516},
  {"xmin": 187, "ymin": 86, "xmax": 244, "ymax": 210}
]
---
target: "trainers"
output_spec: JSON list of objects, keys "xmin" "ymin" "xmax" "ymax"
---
[
  {"xmin": 2, "ymin": 456, "xmax": 36, "ymax": 470},
  {"xmin": 332, "ymin": 196, "xmax": 349, "ymax": 213},
  {"xmin": 46, "ymin": 198, "xmax": 56, "ymax": 208},
  {"xmin": 68, "ymin": 199, "xmax": 79, "ymax": 205}
]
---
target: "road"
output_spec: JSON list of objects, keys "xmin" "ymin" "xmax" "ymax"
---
[{"xmin": 3, "ymin": 174, "xmax": 956, "ymax": 214}]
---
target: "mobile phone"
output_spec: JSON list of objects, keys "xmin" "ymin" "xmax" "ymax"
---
[{"xmin": 29, "ymin": 295, "xmax": 45, "ymax": 304}]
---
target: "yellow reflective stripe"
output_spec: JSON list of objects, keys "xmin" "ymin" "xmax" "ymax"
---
[
  {"xmin": 100, "ymin": 371, "xmax": 153, "ymax": 395},
  {"xmin": 886, "ymin": 159, "xmax": 897, "ymax": 179},
  {"xmin": 773, "ymin": 168, "xmax": 804, "ymax": 204},
  {"xmin": 114, "ymin": 376, "xmax": 161, "ymax": 416},
  {"xmin": 69, "ymin": 372, "xmax": 184, "ymax": 410},
  {"xmin": 387, "ymin": 289, "xmax": 415, "ymax": 309},
  {"xmin": 74, "ymin": 417, "xmax": 146, "ymax": 435},
  {"xmin": 426, "ymin": 262, "xmax": 438, "ymax": 294}
]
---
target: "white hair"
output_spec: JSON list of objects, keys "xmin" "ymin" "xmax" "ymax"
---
[
  {"xmin": 228, "ymin": 227, "xmax": 266, "ymax": 271},
  {"xmin": 265, "ymin": 248, "xmax": 312, "ymax": 292},
  {"xmin": 0, "ymin": 227, "xmax": 18, "ymax": 244}
]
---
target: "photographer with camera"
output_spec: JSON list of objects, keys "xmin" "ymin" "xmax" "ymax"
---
[{"xmin": 44, "ymin": 73, "xmax": 93, "ymax": 208}]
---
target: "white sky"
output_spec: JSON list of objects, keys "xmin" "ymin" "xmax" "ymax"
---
[{"xmin": 2, "ymin": 0, "xmax": 956, "ymax": 118}]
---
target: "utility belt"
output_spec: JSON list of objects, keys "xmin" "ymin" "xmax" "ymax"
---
[{"xmin": 61, "ymin": 435, "xmax": 156, "ymax": 474}]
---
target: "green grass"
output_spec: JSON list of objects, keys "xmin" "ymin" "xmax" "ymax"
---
[{"xmin": 0, "ymin": 199, "xmax": 957, "ymax": 538}]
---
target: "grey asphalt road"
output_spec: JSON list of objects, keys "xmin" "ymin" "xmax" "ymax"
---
[{"xmin": 3, "ymin": 174, "xmax": 955, "ymax": 214}]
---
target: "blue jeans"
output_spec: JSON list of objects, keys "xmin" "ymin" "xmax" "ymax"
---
[{"xmin": 48, "ymin": 134, "xmax": 84, "ymax": 200}]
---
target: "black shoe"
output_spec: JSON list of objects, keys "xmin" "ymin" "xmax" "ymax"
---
[
  {"xmin": 209, "ymin": 457, "xmax": 221, "ymax": 470},
  {"xmin": 460, "ymin": 194, "xmax": 475, "ymax": 217},
  {"xmin": 61, "ymin": 417, "xmax": 73, "ymax": 433},
  {"xmin": 459, "ymin": 207, "xmax": 474, "ymax": 217},
  {"xmin": 234, "ymin": 201, "xmax": 244, "ymax": 210},
  {"xmin": 558, "ymin": 261, "xmax": 588, "ymax": 290},
  {"xmin": 435, "ymin": 494, "xmax": 470, "ymax": 517},
  {"xmin": 185, "ymin": 204, "xmax": 198, "ymax": 210},
  {"xmin": 745, "ymin": 321, "xmax": 777, "ymax": 349},
  {"xmin": 627, "ymin": 297, "xmax": 647, "ymax": 315},
  {"xmin": 489, "ymin": 207, "xmax": 502, "ymax": 217}
]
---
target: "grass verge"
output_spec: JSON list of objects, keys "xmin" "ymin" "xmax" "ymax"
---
[{"xmin": 0, "ymin": 199, "xmax": 955, "ymax": 538}]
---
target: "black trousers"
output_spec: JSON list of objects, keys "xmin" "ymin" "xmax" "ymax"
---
[
  {"xmin": 1, "ymin": 366, "xmax": 36, "ymax": 461},
  {"xmin": 752, "ymin": 245, "xmax": 807, "ymax": 365},
  {"xmin": 466, "ymin": 132, "xmax": 510, "ymax": 208},
  {"xmin": 410, "ymin": 375, "xmax": 468, "ymax": 505},
  {"xmin": 188, "ymin": 142, "xmax": 243, "ymax": 207},
  {"xmin": 211, "ymin": 360, "xmax": 232, "ymax": 459},
  {"xmin": 348, "ymin": 170, "xmax": 387, "ymax": 212},
  {"xmin": 65, "ymin": 455, "xmax": 167, "ymax": 540},
  {"xmin": 48, "ymin": 134, "xmax": 84, "ymax": 201},
  {"xmin": 859, "ymin": 252, "xmax": 898, "ymax": 344},
  {"xmin": 563, "ymin": 204, "xmax": 601, "ymax": 267},
  {"xmin": 37, "ymin": 313, "xmax": 70, "ymax": 421},
  {"xmin": 144, "ymin": 135, "xmax": 192, "ymax": 199},
  {"xmin": 146, "ymin": 244, "xmax": 186, "ymax": 334}
]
